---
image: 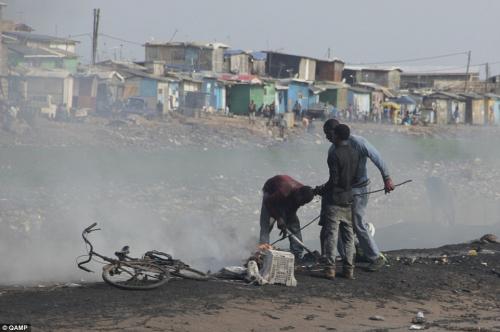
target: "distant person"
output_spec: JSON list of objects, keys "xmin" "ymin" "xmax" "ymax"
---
[
  {"xmin": 267, "ymin": 102, "xmax": 276, "ymax": 126},
  {"xmin": 452, "ymin": 105, "xmax": 459, "ymax": 125},
  {"xmin": 259, "ymin": 175, "xmax": 315, "ymax": 260},
  {"xmin": 425, "ymin": 176, "xmax": 455, "ymax": 226},
  {"xmin": 157, "ymin": 100, "xmax": 164, "ymax": 117},
  {"xmin": 293, "ymin": 101, "xmax": 302, "ymax": 121},
  {"xmin": 314, "ymin": 124, "xmax": 359, "ymax": 279},
  {"xmin": 279, "ymin": 114, "xmax": 287, "ymax": 138},
  {"xmin": 248, "ymin": 100, "xmax": 256, "ymax": 125},
  {"xmin": 317, "ymin": 119, "xmax": 395, "ymax": 272}
]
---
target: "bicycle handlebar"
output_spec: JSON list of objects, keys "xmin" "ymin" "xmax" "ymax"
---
[
  {"xmin": 78, "ymin": 222, "xmax": 99, "ymax": 273},
  {"xmin": 84, "ymin": 222, "xmax": 98, "ymax": 233}
]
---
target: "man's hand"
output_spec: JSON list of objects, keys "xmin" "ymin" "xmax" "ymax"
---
[
  {"xmin": 277, "ymin": 218, "xmax": 287, "ymax": 238},
  {"xmin": 384, "ymin": 177, "xmax": 395, "ymax": 194}
]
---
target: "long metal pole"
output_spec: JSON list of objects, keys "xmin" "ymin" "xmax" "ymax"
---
[{"xmin": 464, "ymin": 50, "xmax": 471, "ymax": 92}]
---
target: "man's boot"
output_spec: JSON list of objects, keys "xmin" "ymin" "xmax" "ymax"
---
[
  {"xmin": 324, "ymin": 266, "xmax": 335, "ymax": 280},
  {"xmin": 341, "ymin": 266, "xmax": 354, "ymax": 279},
  {"xmin": 366, "ymin": 255, "xmax": 386, "ymax": 272}
]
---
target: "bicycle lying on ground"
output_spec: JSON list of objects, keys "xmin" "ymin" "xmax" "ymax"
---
[{"xmin": 77, "ymin": 222, "xmax": 209, "ymax": 290}]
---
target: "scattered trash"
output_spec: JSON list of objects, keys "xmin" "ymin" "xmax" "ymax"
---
[
  {"xmin": 409, "ymin": 324, "xmax": 425, "ymax": 330},
  {"xmin": 214, "ymin": 266, "xmax": 247, "ymax": 280},
  {"xmin": 481, "ymin": 262, "xmax": 488, "ymax": 267},
  {"xmin": 412, "ymin": 311, "xmax": 426, "ymax": 324},
  {"xmin": 468, "ymin": 249, "xmax": 478, "ymax": 256},
  {"xmin": 246, "ymin": 260, "xmax": 267, "ymax": 285},
  {"xmin": 260, "ymin": 250, "xmax": 297, "ymax": 287},
  {"xmin": 369, "ymin": 315, "xmax": 385, "ymax": 321},
  {"xmin": 480, "ymin": 234, "xmax": 498, "ymax": 244},
  {"xmin": 63, "ymin": 283, "xmax": 82, "ymax": 288}
]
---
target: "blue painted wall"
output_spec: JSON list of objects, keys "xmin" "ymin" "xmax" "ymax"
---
[
  {"xmin": 140, "ymin": 78, "xmax": 158, "ymax": 97},
  {"xmin": 288, "ymin": 81, "xmax": 310, "ymax": 112},
  {"xmin": 277, "ymin": 90, "xmax": 287, "ymax": 114}
]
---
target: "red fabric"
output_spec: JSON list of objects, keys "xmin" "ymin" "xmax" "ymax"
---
[{"xmin": 263, "ymin": 175, "xmax": 303, "ymax": 219}]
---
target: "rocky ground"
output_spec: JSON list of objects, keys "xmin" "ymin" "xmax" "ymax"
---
[
  {"xmin": 2, "ymin": 112, "xmax": 500, "ymax": 150},
  {"xmin": 1, "ymin": 241, "xmax": 499, "ymax": 331}
]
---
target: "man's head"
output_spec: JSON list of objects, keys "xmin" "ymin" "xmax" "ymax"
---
[
  {"xmin": 292, "ymin": 186, "xmax": 315, "ymax": 207},
  {"xmin": 333, "ymin": 123, "xmax": 350, "ymax": 145},
  {"xmin": 323, "ymin": 118, "xmax": 340, "ymax": 143}
]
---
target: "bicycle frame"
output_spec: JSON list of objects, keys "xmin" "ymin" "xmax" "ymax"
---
[{"xmin": 77, "ymin": 222, "xmax": 134, "ymax": 273}]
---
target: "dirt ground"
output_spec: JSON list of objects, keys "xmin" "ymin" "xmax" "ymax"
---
[{"xmin": 1, "ymin": 242, "xmax": 499, "ymax": 331}]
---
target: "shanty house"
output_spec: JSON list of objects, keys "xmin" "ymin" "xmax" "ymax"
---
[
  {"xmin": 144, "ymin": 42, "xmax": 228, "ymax": 73},
  {"xmin": 423, "ymin": 92, "xmax": 466, "ymax": 125},
  {"xmin": 223, "ymin": 49, "xmax": 251, "ymax": 74},
  {"xmin": 265, "ymin": 51, "xmax": 316, "ymax": 81},
  {"xmin": 250, "ymin": 52, "xmax": 266, "ymax": 76},
  {"xmin": 8, "ymin": 68, "xmax": 74, "ymax": 112},
  {"xmin": 73, "ymin": 73, "xmax": 98, "ymax": 112},
  {"xmin": 202, "ymin": 76, "xmax": 226, "ymax": 112},
  {"xmin": 262, "ymin": 80, "xmax": 276, "ymax": 108},
  {"xmin": 354, "ymin": 82, "xmax": 395, "ymax": 108},
  {"xmin": 287, "ymin": 79, "xmax": 311, "ymax": 112},
  {"xmin": 483, "ymin": 93, "xmax": 500, "ymax": 125},
  {"xmin": 227, "ymin": 83, "xmax": 264, "ymax": 115},
  {"xmin": 400, "ymin": 69, "xmax": 480, "ymax": 90},
  {"xmin": 316, "ymin": 82, "xmax": 350, "ymax": 110},
  {"xmin": 460, "ymin": 93, "xmax": 485, "ymax": 125},
  {"xmin": 347, "ymin": 87, "xmax": 371, "ymax": 117},
  {"xmin": 343, "ymin": 66, "xmax": 402, "ymax": 90},
  {"xmin": 3, "ymin": 31, "xmax": 78, "ymax": 73},
  {"xmin": 315, "ymin": 59, "xmax": 344, "ymax": 82}
]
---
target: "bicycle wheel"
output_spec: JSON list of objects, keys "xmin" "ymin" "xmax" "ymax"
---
[
  {"xmin": 102, "ymin": 261, "xmax": 170, "ymax": 290},
  {"xmin": 171, "ymin": 266, "xmax": 210, "ymax": 281}
]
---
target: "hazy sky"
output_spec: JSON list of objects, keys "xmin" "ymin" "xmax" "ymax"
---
[{"xmin": 5, "ymin": 0, "xmax": 500, "ymax": 75}]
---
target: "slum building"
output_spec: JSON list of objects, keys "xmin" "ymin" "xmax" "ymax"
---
[
  {"xmin": 343, "ymin": 66, "xmax": 402, "ymax": 91},
  {"xmin": 423, "ymin": 92, "xmax": 466, "ymax": 125},
  {"xmin": 144, "ymin": 41, "xmax": 228, "ymax": 73}
]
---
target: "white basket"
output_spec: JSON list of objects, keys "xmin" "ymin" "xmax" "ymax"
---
[{"xmin": 260, "ymin": 249, "xmax": 297, "ymax": 287}]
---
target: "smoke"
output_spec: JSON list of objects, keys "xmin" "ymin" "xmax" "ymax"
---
[{"xmin": 1, "ymin": 124, "xmax": 500, "ymax": 284}]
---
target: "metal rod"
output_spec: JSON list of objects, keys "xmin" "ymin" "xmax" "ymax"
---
[{"xmin": 353, "ymin": 179, "xmax": 412, "ymax": 197}]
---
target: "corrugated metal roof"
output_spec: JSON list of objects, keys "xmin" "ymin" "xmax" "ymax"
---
[
  {"xmin": 145, "ymin": 41, "xmax": 229, "ymax": 49},
  {"xmin": 3, "ymin": 31, "xmax": 78, "ymax": 44},
  {"xmin": 483, "ymin": 93, "xmax": 500, "ymax": 99},
  {"xmin": 344, "ymin": 65, "xmax": 402, "ymax": 72},
  {"xmin": 7, "ymin": 44, "xmax": 58, "ymax": 57},
  {"xmin": 427, "ymin": 91, "xmax": 465, "ymax": 100},
  {"xmin": 224, "ymin": 49, "xmax": 247, "ymax": 57},
  {"xmin": 250, "ymin": 51, "xmax": 267, "ymax": 61}
]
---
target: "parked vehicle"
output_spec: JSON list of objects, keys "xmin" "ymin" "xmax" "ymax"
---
[
  {"xmin": 122, "ymin": 97, "xmax": 157, "ymax": 119},
  {"xmin": 305, "ymin": 102, "xmax": 329, "ymax": 120}
]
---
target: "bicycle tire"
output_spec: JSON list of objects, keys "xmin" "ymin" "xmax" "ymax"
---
[
  {"xmin": 171, "ymin": 266, "xmax": 210, "ymax": 281},
  {"xmin": 102, "ymin": 261, "xmax": 170, "ymax": 290}
]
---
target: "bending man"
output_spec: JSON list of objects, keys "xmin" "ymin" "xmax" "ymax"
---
[{"xmin": 259, "ymin": 175, "xmax": 314, "ymax": 260}]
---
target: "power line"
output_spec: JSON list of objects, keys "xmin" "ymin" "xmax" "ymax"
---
[
  {"xmin": 348, "ymin": 51, "xmax": 468, "ymax": 65},
  {"xmin": 99, "ymin": 33, "xmax": 142, "ymax": 46}
]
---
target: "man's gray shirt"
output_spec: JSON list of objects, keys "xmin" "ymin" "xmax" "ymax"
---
[{"xmin": 327, "ymin": 134, "xmax": 390, "ymax": 187}]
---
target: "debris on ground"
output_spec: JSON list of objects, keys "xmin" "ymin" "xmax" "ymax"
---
[{"xmin": 369, "ymin": 315, "xmax": 385, "ymax": 321}]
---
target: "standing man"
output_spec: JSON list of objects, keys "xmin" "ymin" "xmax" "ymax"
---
[
  {"xmin": 319, "ymin": 119, "xmax": 395, "ymax": 271},
  {"xmin": 248, "ymin": 100, "xmax": 256, "ymax": 125},
  {"xmin": 259, "ymin": 175, "xmax": 314, "ymax": 260},
  {"xmin": 315, "ymin": 124, "xmax": 359, "ymax": 279},
  {"xmin": 293, "ymin": 100, "xmax": 302, "ymax": 121}
]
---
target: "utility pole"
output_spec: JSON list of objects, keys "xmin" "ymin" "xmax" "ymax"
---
[
  {"xmin": 327, "ymin": 48, "xmax": 331, "ymax": 60},
  {"xmin": 464, "ymin": 50, "xmax": 471, "ymax": 92},
  {"xmin": 485, "ymin": 62, "xmax": 490, "ymax": 93},
  {"xmin": 92, "ymin": 8, "xmax": 101, "ymax": 66}
]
